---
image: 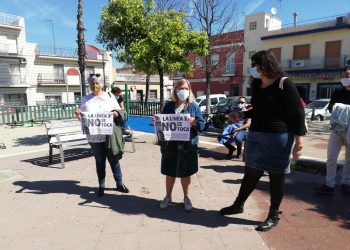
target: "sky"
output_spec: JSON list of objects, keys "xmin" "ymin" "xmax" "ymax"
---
[{"xmin": 1, "ymin": 0, "xmax": 349, "ymax": 66}]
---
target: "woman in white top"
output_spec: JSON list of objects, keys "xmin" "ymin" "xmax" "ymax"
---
[{"xmin": 75, "ymin": 74, "xmax": 129, "ymax": 196}]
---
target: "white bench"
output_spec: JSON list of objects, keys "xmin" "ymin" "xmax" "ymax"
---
[{"xmin": 45, "ymin": 120, "xmax": 136, "ymax": 169}]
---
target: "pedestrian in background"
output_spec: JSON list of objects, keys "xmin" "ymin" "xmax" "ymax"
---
[
  {"xmin": 152, "ymin": 79, "xmax": 204, "ymax": 211},
  {"xmin": 315, "ymin": 67, "xmax": 350, "ymax": 195},
  {"xmin": 220, "ymin": 50, "xmax": 305, "ymax": 232},
  {"xmin": 74, "ymin": 74, "xmax": 129, "ymax": 196}
]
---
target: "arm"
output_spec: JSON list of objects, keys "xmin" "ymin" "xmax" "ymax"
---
[
  {"xmin": 188, "ymin": 103, "xmax": 205, "ymax": 131},
  {"xmin": 282, "ymin": 79, "xmax": 306, "ymax": 136},
  {"xmin": 327, "ymin": 91, "xmax": 337, "ymax": 113},
  {"xmin": 119, "ymin": 100, "xmax": 125, "ymax": 110}
]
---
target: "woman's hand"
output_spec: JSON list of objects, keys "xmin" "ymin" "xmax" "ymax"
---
[
  {"xmin": 152, "ymin": 116, "xmax": 156, "ymax": 125},
  {"xmin": 188, "ymin": 117, "xmax": 197, "ymax": 127},
  {"xmin": 112, "ymin": 111, "xmax": 119, "ymax": 117},
  {"xmin": 74, "ymin": 108, "xmax": 81, "ymax": 120},
  {"xmin": 292, "ymin": 144, "xmax": 302, "ymax": 160}
]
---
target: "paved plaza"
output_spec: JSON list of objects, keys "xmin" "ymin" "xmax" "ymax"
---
[{"xmin": 0, "ymin": 122, "xmax": 349, "ymax": 250}]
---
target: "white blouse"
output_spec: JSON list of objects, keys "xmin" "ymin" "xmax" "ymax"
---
[{"xmin": 80, "ymin": 92, "xmax": 120, "ymax": 143}]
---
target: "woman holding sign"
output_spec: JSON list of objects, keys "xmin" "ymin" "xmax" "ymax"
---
[
  {"xmin": 153, "ymin": 79, "xmax": 204, "ymax": 211},
  {"xmin": 74, "ymin": 74, "xmax": 129, "ymax": 197}
]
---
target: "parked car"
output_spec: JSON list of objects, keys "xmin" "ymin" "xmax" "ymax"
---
[
  {"xmin": 304, "ymin": 99, "xmax": 331, "ymax": 121},
  {"xmin": 195, "ymin": 94, "xmax": 226, "ymax": 112}
]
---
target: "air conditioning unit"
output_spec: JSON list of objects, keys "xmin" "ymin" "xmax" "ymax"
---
[
  {"xmin": 336, "ymin": 16, "xmax": 346, "ymax": 26},
  {"xmin": 345, "ymin": 57, "xmax": 350, "ymax": 67},
  {"xmin": 19, "ymin": 58, "xmax": 27, "ymax": 64},
  {"xmin": 291, "ymin": 60, "xmax": 305, "ymax": 68}
]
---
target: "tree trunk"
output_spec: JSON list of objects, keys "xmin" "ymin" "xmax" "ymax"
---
[
  {"xmin": 77, "ymin": 0, "xmax": 86, "ymax": 97},
  {"xmin": 205, "ymin": 55, "xmax": 211, "ymax": 114},
  {"xmin": 145, "ymin": 74, "xmax": 150, "ymax": 102}
]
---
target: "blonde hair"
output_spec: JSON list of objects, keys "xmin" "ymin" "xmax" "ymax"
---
[{"xmin": 171, "ymin": 79, "xmax": 195, "ymax": 103}]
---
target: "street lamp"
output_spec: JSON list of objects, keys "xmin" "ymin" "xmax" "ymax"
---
[{"xmin": 98, "ymin": 50, "xmax": 106, "ymax": 90}]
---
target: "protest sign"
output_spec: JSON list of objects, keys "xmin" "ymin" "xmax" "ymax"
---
[
  {"xmin": 81, "ymin": 112, "xmax": 113, "ymax": 135},
  {"xmin": 154, "ymin": 114, "xmax": 191, "ymax": 141}
]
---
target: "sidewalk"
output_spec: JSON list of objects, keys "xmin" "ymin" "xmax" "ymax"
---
[{"xmin": 0, "ymin": 123, "xmax": 349, "ymax": 249}]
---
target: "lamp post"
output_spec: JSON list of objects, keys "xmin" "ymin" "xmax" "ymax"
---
[
  {"xmin": 45, "ymin": 19, "xmax": 56, "ymax": 54},
  {"xmin": 98, "ymin": 50, "xmax": 106, "ymax": 91}
]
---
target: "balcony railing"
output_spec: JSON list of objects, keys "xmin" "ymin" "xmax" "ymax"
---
[
  {"xmin": 37, "ymin": 73, "xmax": 65, "ymax": 85},
  {"xmin": 0, "ymin": 73, "xmax": 26, "ymax": 85},
  {"xmin": 36, "ymin": 45, "xmax": 78, "ymax": 58},
  {"xmin": 0, "ymin": 13, "xmax": 20, "ymax": 26},
  {"xmin": 0, "ymin": 43, "xmax": 22, "ymax": 55},
  {"xmin": 281, "ymin": 55, "xmax": 349, "ymax": 71}
]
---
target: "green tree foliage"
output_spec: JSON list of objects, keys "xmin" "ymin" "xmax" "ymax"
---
[{"xmin": 98, "ymin": 0, "xmax": 208, "ymax": 108}]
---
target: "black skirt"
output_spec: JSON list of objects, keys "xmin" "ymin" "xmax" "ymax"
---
[{"xmin": 161, "ymin": 142, "xmax": 198, "ymax": 178}]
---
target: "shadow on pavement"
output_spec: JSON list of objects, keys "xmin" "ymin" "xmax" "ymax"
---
[
  {"xmin": 12, "ymin": 180, "xmax": 260, "ymax": 228},
  {"xmin": 12, "ymin": 135, "xmax": 48, "ymax": 147},
  {"xmin": 203, "ymin": 163, "xmax": 350, "ymax": 230},
  {"xmin": 22, "ymin": 148, "xmax": 92, "ymax": 168},
  {"xmin": 198, "ymin": 148, "xmax": 228, "ymax": 160}
]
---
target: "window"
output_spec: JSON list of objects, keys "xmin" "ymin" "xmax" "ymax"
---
[
  {"xmin": 293, "ymin": 44, "xmax": 310, "ymax": 60},
  {"xmin": 44, "ymin": 94, "xmax": 61, "ymax": 104},
  {"xmin": 248, "ymin": 51, "xmax": 256, "ymax": 59},
  {"xmin": 150, "ymin": 90, "xmax": 157, "ymax": 99},
  {"xmin": 211, "ymin": 97, "xmax": 218, "ymax": 105},
  {"xmin": 53, "ymin": 64, "xmax": 64, "ymax": 82},
  {"xmin": 211, "ymin": 54, "xmax": 219, "ymax": 65},
  {"xmin": 249, "ymin": 21, "xmax": 257, "ymax": 30},
  {"xmin": 194, "ymin": 56, "xmax": 202, "ymax": 67},
  {"xmin": 225, "ymin": 52, "xmax": 235, "ymax": 73},
  {"xmin": 269, "ymin": 47, "xmax": 281, "ymax": 62},
  {"xmin": 265, "ymin": 18, "xmax": 270, "ymax": 28},
  {"xmin": 197, "ymin": 91, "xmax": 204, "ymax": 97}
]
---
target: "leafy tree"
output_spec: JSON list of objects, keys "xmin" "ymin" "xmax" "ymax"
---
[
  {"xmin": 189, "ymin": 0, "xmax": 239, "ymax": 113},
  {"xmin": 98, "ymin": 0, "xmax": 208, "ymax": 108}
]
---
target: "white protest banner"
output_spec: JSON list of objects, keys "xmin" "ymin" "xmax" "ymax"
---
[
  {"xmin": 81, "ymin": 112, "xmax": 113, "ymax": 135},
  {"xmin": 154, "ymin": 114, "xmax": 191, "ymax": 141}
]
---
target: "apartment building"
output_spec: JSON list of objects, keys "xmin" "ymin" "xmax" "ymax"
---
[
  {"xmin": 174, "ymin": 30, "xmax": 244, "ymax": 97},
  {"xmin": 243, "ymin": 12, "xmax": 350, "ymax": 102},
  {"xmin": 113, "ymin": 65, "xmax": 173, "ymax": 102},
  {"xmin": 0, "ymin": 12, "xmax": 113, "ymax": 106}
]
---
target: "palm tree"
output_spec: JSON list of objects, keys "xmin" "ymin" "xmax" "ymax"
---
[{"xmin": 77, "ymin": 0, "xmax": 86, "ymax": 96}]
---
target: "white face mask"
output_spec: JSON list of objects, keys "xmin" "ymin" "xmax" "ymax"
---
[
  {"xmin": 238, "ymin": 103, "xmax": 245, "ymax": 109},
  {"xmin": 177, "ymin": 89, "xmax": 189, "ymax": 101},
  {"xmin": 341, "ymin": 78, "xmax": 350, "ymax": 87},
  {"xmin": 248, "ymin": 66, "xmax": 261, "ymax": 79}
]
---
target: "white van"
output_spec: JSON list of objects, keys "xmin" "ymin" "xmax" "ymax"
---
[{"xmin": 195, "ymin": 94, "xmax": 227, "ymax": 112}]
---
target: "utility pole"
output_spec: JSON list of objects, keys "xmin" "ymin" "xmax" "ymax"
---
[{"xmin": 45, "ymin": 19, "xmax": 56, "ymax": 54}]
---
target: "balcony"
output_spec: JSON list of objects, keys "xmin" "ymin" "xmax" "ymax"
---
[
  {"xmin": 0, "ymin": 13, "xmax": 20, "ymax": 27},
  {"xmin": 0, "ymin": 73, "xmax": 26, "ymax": 86},
  {"xmin": 222, "ymin": 65, "xmax": 236, "ymax": 76},
  {"xmin": 36, "ymin": 45, "xmax": 78, "ymax": 58},
  {"xmin": 37, "ymin": 73, "xmax": 65, "ymax": 85},
  {"xmin": 0, "ymin": 43, "xmax": 23, "ymax": 56},
  {"xmin": 280, "ymin": 55, "xmax": 349, "ymax": 71}
]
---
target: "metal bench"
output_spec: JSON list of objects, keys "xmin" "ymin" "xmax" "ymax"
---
[{"xmin": 45, "ymin": 120, "xmax": 136, "ymax": 168}]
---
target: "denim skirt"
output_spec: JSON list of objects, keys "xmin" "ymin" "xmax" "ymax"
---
[{"xmin": 245, "ymin": 131, "xmax": 294, "ymax": 174}]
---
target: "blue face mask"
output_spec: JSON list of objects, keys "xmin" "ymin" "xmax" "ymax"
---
[{"xmin": 248, "ymin": 66, "xmax": 261, "ymax": 79}]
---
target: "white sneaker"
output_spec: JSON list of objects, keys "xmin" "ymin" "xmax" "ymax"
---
[
  {"xmin": 160, "ymin": 196, "xmax": 172, "ymax": 210},
  {"xmin": 184, "ymin": 197, "xmax": 193, "ymax": 211}
]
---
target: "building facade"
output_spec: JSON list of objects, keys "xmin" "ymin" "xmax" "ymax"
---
[
  {"xmin": 243, "ymin": 12, "xmax": 350, "ymax": 102},
  {"xmin": 173, "ymin": 30, "xmax": 245, "ymax": 97},
  {"xmin": 0, "ymin": 13, "xmax": 113, "ymax": 106},
  {"xmin": 113, "ymin": 66, "xmax": 173, "ymax": 102}
]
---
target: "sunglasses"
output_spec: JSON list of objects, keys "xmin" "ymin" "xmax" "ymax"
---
[
  {"xmin": 89, "ymin": 73, "xmax": 101, "ymax": 77},
  {"xmin": 237, "ymin": 102, "xmax": 245, "ymax": 104}
]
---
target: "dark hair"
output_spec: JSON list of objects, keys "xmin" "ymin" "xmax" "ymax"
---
[
  {"xmin": 343, "ymin": 66, "xmax": 350, "ymax": 72},
  {"xmin": 111, "ymin": 87, "xmax": 121, "ymax": 94},
  {"xmin": 237, "ymin": 96, "xmax": 246, "ymax": 101},
  {"xmin": 251, "ymin": 50, "xmax": 285, "ymax": 79}
]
